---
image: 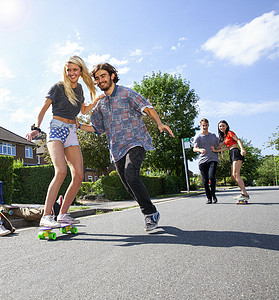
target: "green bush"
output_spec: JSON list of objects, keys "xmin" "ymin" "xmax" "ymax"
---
[
  {"xmin": 101, "ymin": 175, "xmax": 130, "ymax": 201},
  {"xmin": 100, "ymin": 173, "xmax": 180, "ymax": 201},
  {"xmin": 0, "ymin": 155, "xmax": 14, "ymax": 204},
  {"xmin": 76, "ymin": 182, "xmax": 95, "ymax": 198},
  {"xmin": 13, "ymin": 165, "xmax": 71, "ymax": 204}
]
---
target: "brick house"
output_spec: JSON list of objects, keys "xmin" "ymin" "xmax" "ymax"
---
[
  {"xmin": 0, "ymin": 126, "xmax": 37, "ymax": 165},
  {"xmin": 0, "ymin": 126, "xmax": 114, "ymax": 181}
]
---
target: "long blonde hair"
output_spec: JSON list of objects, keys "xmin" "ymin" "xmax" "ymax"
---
[{"xmin": 62, "ymin": 55, "xmax": 96, "ymax": 105}]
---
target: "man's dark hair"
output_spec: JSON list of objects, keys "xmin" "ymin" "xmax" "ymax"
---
[{"xmin": 90, "ymin": 63, "xmax": 119, "ymax": 83}]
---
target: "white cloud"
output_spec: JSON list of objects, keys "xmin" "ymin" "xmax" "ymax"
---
[
  {"xmin": 55, "ymin": 40, "xmax": 84, "ymax": 57},
  {"xmin": 199, "ymin": 99, "xmax": 279, "ymax": 117},
  {"xmin": 130, "ymin": 49, "xmax": 143, "ymax": 56},
  {"xmin": 171, "ymin": 37, "xmax": 187, "ymax": 51},
  {"xmin": 0, "ymin": 59, "xmax": 13, "ymax": 80},
  {"xmin": 109, "ymin": 57, "xmax": 128, "ymax": 66},
  {"xmin": 0, "ymin": 88, "xmax": 12, "ymax": 109},
  {"xmin": 10, "ymin": 108, "xmax": 32, "ymax": 123},
  {"xmin": 168, "ymin": 64, "xmax": 187, "ymax": 76},
  {"xmin": 86, "ymin": 53, "xmax": 111, "ymax": 67},
  {"xmin": 118, "ymin": 67, "xmax": 130, "ymax": 75},
  {"xmin": 202, "ymin": 11, "xmax": 279, "ymax": 65}
]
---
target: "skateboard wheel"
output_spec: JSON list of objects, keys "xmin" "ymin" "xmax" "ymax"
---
[
  {"xmin": 71, "ymin": 227, "xmax": 78, "ymax": 234},
  {"xmin": 38, "ymin": 232, "xmax": 45, "ymax": 239},
  {"xmin": 61, "ymin": 227, "xmax": 67, "ymax": 234},
  {"xmin": 49, "ymin": 232, "xmax": 57, "ymax": 240}
]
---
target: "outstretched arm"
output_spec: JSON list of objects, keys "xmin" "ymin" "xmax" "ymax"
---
[
  {"xmin": 210, "ymin": 145, "xmax": 229, "ymax": 153},
  {"xmin": 75, "ymin": 118, "xmax": 95, "ymax": 132},
  {"xmin": 25, "ymin": 98, "xmax": 52, "ymax": 141},
  {"xmin": 81, "ymin": 94, "xmax": 105, "ymax": 115},
  {"xmin": 143, "ymin": 107, "xmax": 174, "ymax": 137}
]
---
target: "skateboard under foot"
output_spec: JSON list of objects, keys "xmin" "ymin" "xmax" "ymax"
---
[
  {"xmin": 38, "ymin": 223, "xmax": 78, "ymax": 240},
  {"xmin": 236, "ymin": 199, "xmax": 248, "ymax": 205}
]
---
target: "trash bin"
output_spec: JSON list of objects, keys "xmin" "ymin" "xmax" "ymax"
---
[{"xmin": 0, "ymin": 181, "xmax": 4, "ymax": 204}]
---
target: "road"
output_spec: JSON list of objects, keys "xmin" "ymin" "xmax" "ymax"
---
[{"xmin": 1, "ymin": 186, "xmax": 279, "ymax": 299}]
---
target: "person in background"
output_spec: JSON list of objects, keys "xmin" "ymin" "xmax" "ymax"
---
[
  {"xmin": 77, "ymin": 62, "xmax": 174, "ymax": 231},
  {"xmin": 193, "ymin": 118, "xmax": 219, "ymax": 204},
  {"xmin": 211, "ymin": 120, "xmax": 249, "ymax": 203},
  {"xmin": 26, "ymin": 55, "xmax": 102, "ymax": 227}
]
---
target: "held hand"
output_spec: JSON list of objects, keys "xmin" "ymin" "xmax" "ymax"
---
[
  {"xmin": 94, "ymin": 94, "xmax": 105, "ymax": 103},
  {"xmin": 25, "ymin": 130, "xmax": 38, "ymax": 141},
  {"xmin": 158, "ymin": 124, "xmax": 175, "ymax": 137},
  {"xmin": 200, "ymin": 148, "xmax": 206, "ymax": 154},
  {"xmin": 210, "ymin": 146, "xmax": 216, "ymax": 152},
  {"xmin": 241, "ymin": 149, "xmax": 246, "ymax": 156}
]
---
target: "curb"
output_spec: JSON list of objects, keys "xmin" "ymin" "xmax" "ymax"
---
[{"xmin": 8, "ymin": 190, "xmax": 209, "ymax": 230}]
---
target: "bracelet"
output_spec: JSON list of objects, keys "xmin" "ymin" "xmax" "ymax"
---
[
  {"xmin": 31, "ymin": 124, "xmax": 41, "ymax": 133},
  {"xmin": 78, "ymin": 123, "xmax": 81, "ymax": 130}
]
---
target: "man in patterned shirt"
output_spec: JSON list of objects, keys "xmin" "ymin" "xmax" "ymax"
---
[{"xmin": 78, "ymin": 63, "xmax": 174, "ymax": 231}]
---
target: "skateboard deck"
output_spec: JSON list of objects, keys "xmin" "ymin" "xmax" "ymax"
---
[
  {"xmin": 236, "ymin": 199, "xmax": 248, "ymax": 205},
  {"xmin": 38, "ymin": 223, "xmax": 78, "ymax": 240},
  {"xmin": 0, "ymin": 211, "xmax": 16, "ymax": 233}
]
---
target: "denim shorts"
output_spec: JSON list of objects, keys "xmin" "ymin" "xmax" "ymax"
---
[{"xmin": 47, "ymin": 119, "xmax": 79, "ymax": 148}]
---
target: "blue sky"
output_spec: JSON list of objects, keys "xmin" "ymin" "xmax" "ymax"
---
[{"xmin": 1, "ymin": 0, "xmax": 279, "ymax": 174}]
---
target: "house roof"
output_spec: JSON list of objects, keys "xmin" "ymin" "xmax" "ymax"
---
[{"xmin": 0, "ymin": 126, "xmax": 34, "ymax": 146}]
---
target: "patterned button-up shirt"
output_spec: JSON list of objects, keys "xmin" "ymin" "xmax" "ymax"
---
[{"xmin": 90, "ymin": 85, "xmax": 155, "ymax": 162}]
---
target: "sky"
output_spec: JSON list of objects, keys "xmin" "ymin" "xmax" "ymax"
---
[{"xmin": 1, "ymin": 0, "xmax": 279, "ymax": 174}]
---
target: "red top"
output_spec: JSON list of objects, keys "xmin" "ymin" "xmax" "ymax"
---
[{"xmin": 224, "ymin": 131, "xmax": 237, "ymax": 147}]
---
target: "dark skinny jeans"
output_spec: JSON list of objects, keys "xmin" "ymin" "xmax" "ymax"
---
[
  {"xmin": 199, "ymin": 161, "xmax": 218, "ymax": 200},
  {"xmin": 114, "ymin": 146, "xmax": 157, "ymax": 215}
]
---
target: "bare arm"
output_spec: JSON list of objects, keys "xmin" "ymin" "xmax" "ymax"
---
[
  {"xmin": 80, "ymin": 94, "xmax": 105, "ymax": 115},
  {"xmin": 233, "ymin": 135, "xmax": 246, "ymax": 155},
  {"xmin": 25, "ymin": 98, "xmax": 52, "ymax": 141},
  {"xmin": 143, "ymin": 107, "xmax": 174, "ymax": 137},
  {"xmin": 193, "ymin": 146, "xmax": 206, "ymax": 154},
  {"xmin": 210, "ymin": 145, "xmax": 229, "ymax": 153},
  {"xmin": 75, "ymin": 118, "xmax": 95, "ymax": 132}
]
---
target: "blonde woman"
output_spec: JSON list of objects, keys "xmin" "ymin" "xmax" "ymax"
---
[{"xmin": 26, "ymin": 55, "xmax": 101, "ymax": 227}]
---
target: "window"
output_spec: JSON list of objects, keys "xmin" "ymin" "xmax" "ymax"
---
[
  {"xmin": 0, "ymin": 143, "xmax": 16, "ymax": 156},
  {"xmin": 87, "ymin": 175, "xmax": 93, "ymax": 182},
  {"xmin": 25, "ymin": 147, "xmax": 33, "ymax": 158}
]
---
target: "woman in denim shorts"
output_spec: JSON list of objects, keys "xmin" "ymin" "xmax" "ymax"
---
[
  {"xmin": 211, "ymin": 120, "xmax": 249, "ymax": 203},
  {"xmin": 26, "ymin": 55, "xmax": 103, "ymax": 227}
]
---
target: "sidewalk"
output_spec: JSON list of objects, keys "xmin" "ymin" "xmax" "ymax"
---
[{"xmin": 9, "ymin": 191, "xmax": 205, "ymax": 230}]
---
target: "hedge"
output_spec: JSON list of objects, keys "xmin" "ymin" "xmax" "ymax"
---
[
  {"xmin": 101, "ymin": 174, "xmax": 181, "ymax": 201},
  {"xmin": 13, "ymin": 165, "xmax": 71, "ymax": 204},
  {"xmin": 0, "ymin": 156, "xmax": 14, "ymax": 204}
]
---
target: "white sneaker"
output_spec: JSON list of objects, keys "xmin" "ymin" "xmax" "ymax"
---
[
  {"xmin": 57, "ymin": 213, "xmax": 80, "ymax": 224},
  {"xmin": 0, "ymin": 224, "xmax": 11, "ymax": 236},
  {"xmin": 40, "ymin": 215, "xmax": 61, "ymax": 228}
]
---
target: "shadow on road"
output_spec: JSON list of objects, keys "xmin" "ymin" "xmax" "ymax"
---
[{"xmin": 75, "ymin": 226, "xmax": 279, "ymax": 251}]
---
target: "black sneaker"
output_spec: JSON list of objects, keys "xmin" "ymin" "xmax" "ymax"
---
[
  {"xmin": 213, "ymin": 197, "xmax": 218, "ymax": 204},
  {"xmin": 206, "ymin": 199, "xmax": 212, "ymax": 204},
  {"xmin": 144, "ymin": 211, "xmax": 160, "ymax": 231}
]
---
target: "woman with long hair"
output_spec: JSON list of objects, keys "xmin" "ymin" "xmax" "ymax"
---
[
  {"xmin": 26, "ymin": 55, "xmax": 102, "ymax": 227},
  {"xmin": 211, "ymin": 120, "xmax": 249, "ymax": 203}
]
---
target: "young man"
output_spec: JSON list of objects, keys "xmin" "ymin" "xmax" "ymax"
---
[
  {"xmin": 193, "ymin": 118, "xmax": 219, "ymax": 204},
  {"xmin": 78, "ymin": 63, "xmax": 174, "ymax": 231}
]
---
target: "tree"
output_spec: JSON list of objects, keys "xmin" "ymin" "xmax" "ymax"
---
[
  {"xmin": 256, "ymin": 155, "xmax": 279, "ymax": 186},
  {"xmin": 133, "ymin": 72, "xmax": 199, "ymax": 178},
  {"xmin": 266, "ymin": 126, "xmax": 279, "ymax": 151},
  {"xmin": 77, "ymin": 115, "xmax": 110, "ymax": 174}
]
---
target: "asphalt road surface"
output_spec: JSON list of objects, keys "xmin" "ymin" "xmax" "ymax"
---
[{"xmin": 1, "ymin": 186, "xmax": 279, "ymax": 300}]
